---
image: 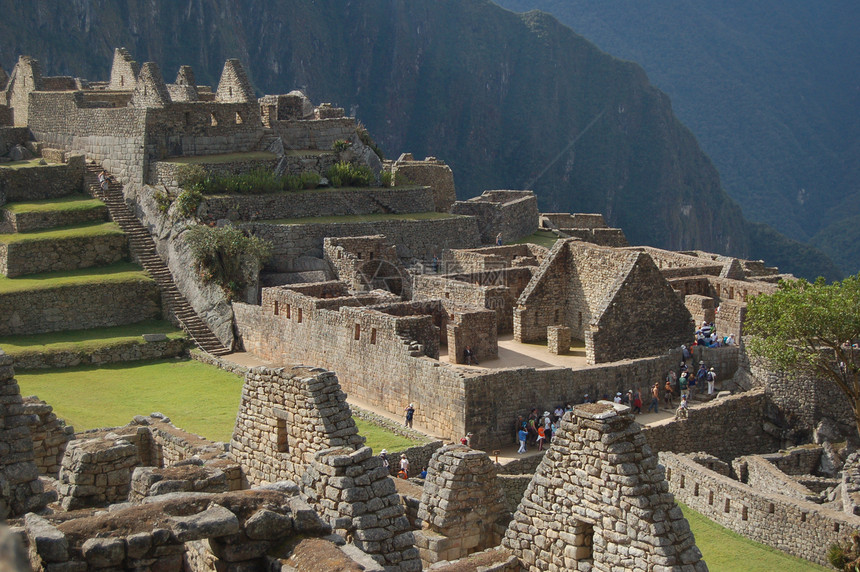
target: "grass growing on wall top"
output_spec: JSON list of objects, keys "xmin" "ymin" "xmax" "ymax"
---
[
  {"xmin": 0, "ymin": 320, "xmax": 186, "ymax": 357},
  {"xmin": 0, "ymin": 221, "xmax": 123, "ymax": 243},
  {"xmin": 0, "ymin": 159, "xmax": 47, "ymax": 170},
  {"xmin": 263, "ymin": 211, "xmax": 463, "ymax": 225},
  {"xmin": 166, "ymin": 152, "xmax": 277, "ymax": 164},
  {"xmin": 0, "ymin": 262, "xmax": 150, "ymax": 294},
  {"xmin": 3, "ymin": 195, "xmax": 104, "ymax": 214},
  {"xmin": 514, "ymin": 230, "xmax": 559, "ymax": 249},
  {"xmin": 678, "ymin": 502, "xmax": 828, "ymax": 571},
  {"xmin": 14, "ymin": 358, "xmax": 424, "ymax": 451}
]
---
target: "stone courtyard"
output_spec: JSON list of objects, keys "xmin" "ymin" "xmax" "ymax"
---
[{"xmin": 0, "ymin": 48, "xmax": 856, "ymax": 571}]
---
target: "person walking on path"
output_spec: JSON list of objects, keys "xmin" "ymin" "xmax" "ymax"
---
[
  {"xmin": 517, "ymin": 426, "xmax": 528, "ymax": 454},
  {"xmin": 707, "ymin": 367, "xmax": 717, "ymax": 395},
  {"xmin": 649, "ymin": 382, "xmax": 660, "ymax": 413},
  {"xmin": 404, "ymin": 403, "xmax": 415, "ymax": 428}
]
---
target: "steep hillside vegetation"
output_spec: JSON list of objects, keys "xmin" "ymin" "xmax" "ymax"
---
[
  {"xmin": 497, "ymin": 0, "xmax": 860, "ymax": 275},
  {"xmin": 0, "ymin": 0, "xmax": 841, "ymax": 280}
]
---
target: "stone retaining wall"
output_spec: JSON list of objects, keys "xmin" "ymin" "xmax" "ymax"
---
[
  {"xmin": 642, "ymin": 389, "xmax": 778, "ymax": 462},
  {"xmin": 247, "ymin": 215, "xmax": 480, "ymax": 270},
  {"xmin": 274, "ymin": 117, "xmax": 357, "ymax": 150},
  {"xmin": 0, "ymin": 201, "xmax": 108, "ymax": 233},
  {"xmin": 450, "ymin": 191, "xmax": 539, "ymax": 245},
  {"xmin": 57, "ymin": 436, "xmax": 139, "ymax": 510},
  {"xmin": 496, "ymin": 474, "xmax": 533, "ymax": 513},
  {"xmin": 21, "ymin": 396, "xmax": 74, "ymax": 476},
  {"xmin": 661, "ymin": 451, "xmax": 860, "ymax": 567},
  {"xmin": 0, "ymin": 155, "xmax": 84, "ymax": 202},
  {"xmin": 200, "ymin": 186, "xmax": 435, "ymax": 221},
  {"xmin": 734, "ymin": 454, "xmax": 819, "ymax": 502},
  {"xmin": 0, "ymin": 231, "xmax": 128, "ymax": 277},
  {"xmin": 0, "ymin": 126, "xmax": 30, "ymax": 158},
  {"xmin": 0, "ymin": 279, "xmax": 162, "ymax": 335},
  {"xmin": 7, "ymin": 337, "xmax": 188, "ymax": 370}
]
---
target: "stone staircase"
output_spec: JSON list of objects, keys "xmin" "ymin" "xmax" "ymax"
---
[{"xmin": 83, "ymin": 165, "xmax": 231, "ymax": 356}]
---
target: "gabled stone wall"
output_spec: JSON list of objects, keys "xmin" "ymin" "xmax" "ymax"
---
[{"xmin": 503, "ymin": 401, "xmax": 706, "ymax": 571}]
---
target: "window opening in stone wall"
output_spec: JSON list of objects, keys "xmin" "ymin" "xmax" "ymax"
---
[
  {"xmin": 354, "ymin": 324, "xmax": 361, "ymax": 340},
  {"xmin": 275, "ymin": 414, "xmax": 288, "ymax": 453},
  {"xmin": 371, "ymin": 328, "xmax": 377, "ymax": 345},
  {"xmin": 800, "ymin": 512, "xmax": 806, "ymax": 522},
  {"xmin": 554, "ymin": 309, "xmax": 559, "ymax": 323},
  {"xmin": 693, "ymin": 483, "xmax": 699, "ymax": 496},
  {"xmin": 768, "ymin": 503, "xmax": 775, "ymax": 514},
  {"xmin": 210, "ymin": 112, "xmax": 218, "ymax": 126},
  {"xmin": 143, "ymin": 85, "xmax": 148, "ymax": 96},
  {"xmin": 184, "ymin": 111, "xmax": 191, "ymax": 125},
  {"xmin": 666, "ymin": 468, "xmax": 672, "ymax": 481},
  {"xmin": 742, "ymin": 506, "xmax": 748, "ymax": 521},
  {"xmin": 297, "ymin": 308, "xmax": 302, "ymax": 323},
  {"xmin": 337, "ymin": 251, "xmax": 342, "ymax": 259},
  {"xmin": 680, "ymin": 475, "xmax": 685, "ymax": 489},
  {"xmin": 235, "ymin": 111, "xmax": 243, "ymax": 124},
  {"xmin": 274, "ymin": 301, "xmax": 279, "ymax": 315},
  {"xmin": 835, "ymin": 523, "xmax": 840, "ymax": 532},
  {"xmin": 285, "ymin": 304, "xmax": 291, "ymax": 319},
  {"xmin": 120, "ymin": 76, "xmax": 124, "ymax": 87},
  {"xmin": 724, "ymin": 499, "xmax": 730, "ymax": 513},
  {"xmin": 578, "ymin": 312, "xmax": 582, "ymax": 329},
  {"xmin": 573, "ymin": 522, "xmax": 594, "ymax": 562},
  {"xmin": 708, "ymin": 491, "xmax": 714, "ymax": 505}
]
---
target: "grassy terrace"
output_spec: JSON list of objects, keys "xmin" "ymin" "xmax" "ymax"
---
[
  {"xmin": 0, "ymin": 262, "xmax": 150, "ymax": 294},
  {"xmin": 515, "ymin": 229, "xmax": 559, "ymax": 249},
  {"xmin": 0, "ymin": 159, "xmax": 47, "ymax": 170},
  {"xmin": 680, "ymin": 503, "xmax": 828, "ymax": 571},
  {"xmin": 164, "ymin": 151, "xmax": 277, "ymax": 164},
  {"xmin": 261, "ymin": 211, "xmax": 463, "ymax": 225},
  {"xmin": 0, "ymin": 221, "xmax": 122, "ymax": 243},
  {"xmin": 2, "ymin": 194, "xmax": 104, "ymax": 214},
  {"xmin": 15, "ymin": 358, "xmax": 422, "ymax": 451},
  {"xmin": 205, "ymin": 184, "xmax": 425, "ymax": 200},
  {"xmin": 0, "ymin": 320, "xmax": 186, "ymax": 357}
]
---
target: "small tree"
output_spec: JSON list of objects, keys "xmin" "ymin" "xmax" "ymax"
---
[
  {"xmin": 185, "ymin": 225, "xmax": 271, "ymax": 300},
  {"xmin": 745, "ymin": 274, "xmax": 860, "ymax": 436}
]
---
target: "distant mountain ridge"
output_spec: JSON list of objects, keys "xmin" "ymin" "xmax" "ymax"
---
[
  {"xmin": 496, "ymin": 0, "xmax": 860, "ymax": 275},
  {"xmin": 0, "ymin": 0, "xmax": 842, "ymax": 280}
]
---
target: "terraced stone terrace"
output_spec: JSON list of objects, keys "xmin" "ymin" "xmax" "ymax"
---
[
  {"xmin": 260, "ymin": 211, "xmax": 463, "ymax": 225},
  {"xmin": 0, "ymin": 261, "xmax": 150, "ymax": 293}
]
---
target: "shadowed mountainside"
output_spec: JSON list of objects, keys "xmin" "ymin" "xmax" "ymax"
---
[{"xmin": 0, "ymin": 0, "xmax": 842, "ymax": 280}]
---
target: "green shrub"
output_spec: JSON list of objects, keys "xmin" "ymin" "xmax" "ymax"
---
[
  {"xmin": 356, "ymin": 121, "xmax": 383, "ymax": 160},
  {"xmin": 176, "ymin": 164, "xmax": 207, "ymax": 190},
  {"xmin": 153, "ymin": 190, "xmax": 172, "ymax": 214},
  {"xmin": 185, "ymin": 225, "xmax": 271, "ymax": 300},
  {"xmin": 828, "ymin": 533, "xmax": 860, "ymax": 571},
  {"xmin": 300, "ymin": 172, "xmax": 321, "ymax": 189},
  {"xmin": 175, "ymin": 189, "xmax": 203, "ymax": 218},
  {"xmin": 332, "ymin": 139, "xmax": 351, "ymax": 152},
  {"xmin": 380, "ymin": 171, "xmax": 393, "ymax": 187},
  {"xmin": 326, "ymin": 162, "xmax": 374, "ymax": 188}
]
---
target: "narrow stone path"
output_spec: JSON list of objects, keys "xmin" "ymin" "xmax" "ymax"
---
[{"xmin": 83, "ymin": 164, "xmax": 231, "ymax": 356}]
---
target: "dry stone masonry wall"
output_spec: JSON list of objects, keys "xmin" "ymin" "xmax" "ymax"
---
[{"xmin": 502, "ymin": 401, "xmax": 706, "ymax": 571}]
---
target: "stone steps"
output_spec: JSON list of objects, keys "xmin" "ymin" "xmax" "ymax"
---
[{"xmin": 84, "ymin": 164, "xmax": 232, "ymax": 356}]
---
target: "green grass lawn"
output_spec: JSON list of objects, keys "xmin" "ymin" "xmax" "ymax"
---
[
  {"xmin": 165, "ymin": 152, "xmax": 277, "ymax": 164},
  {"xmin": 0, "ymin": 221, "xmax": 122, "ymax": 242},
  {"xmin": 3, "ymin": 195, "xmax": 104, "ymax": 214},
  {"xmin": 0, "ymin": 262, "xmax": 150, "ymax": 294},
  {"xmin": 14, "ymin": 358, "xmax": 422, "ymax": 452},
  {"xmin": 514, "ymin": 229, "xmax": 559, "ymax": 249},
  {"xmin": 262, "ymin": 211, "xmax": 463, "ymax": 225},
  {"xmin": 0, "ymin": 159, "xmax": 46, "ymax": 170},
  {"xmin": 0, "ymin": 320, "xmax": 186, "ymax": 356},
  {"xmin": 680, "ymin": 502, "xmax": 828, "ymax": 571}
]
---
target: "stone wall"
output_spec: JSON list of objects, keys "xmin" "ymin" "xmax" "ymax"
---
[
  {"xmin": 57, "ymin": 436, "xmax": 139, "ymax": 510},
  {"xmin": 733, "ymin": 454, "xmax": 819, "ymax": 502},
  {"xmin": 230, "ymin": 366, "xmax": 365, "ymax": 486},
  {"xmin": 442, "ymin": 243, "xmax": 547, "ymax": 273},
  {"xmin": 415, "ymin": 445, "xmax": 509, "ymax": 565},
  {"xmin": 502, "ymin": 402, "xmax": 706, "ymax": 571},
  {"xmin": 450, "ymin": 190, "xmax": 539, "ymax": 244},
  {"xmin": 496, "ymin": 474, "xmax": 533, "ymax": 513},
  {"xmin": 390, "ymin": 156, "xmax": 457, "ymax": 213},
  {"xmin": 661, "ymin": 451, "xmax": 860, "ymax": 567},
  {"xmin": 247, "ymin": 215, "xmax": 481, "ymax": 271},
  {"xmin": 150, "ymin": 156, "xmax": 280, "ymax": 187},
  {"xmin": 0, "ymin": 279, "xmax": 162, "ymax": 335},
  {"xmin": 7, "ymin": 336, "xmax": 188, "ymax": 370},
  {"xmin": 0, "ymin": 126, "xmax": 30, "ymax": 157},
  {"xmin": 21, "ymin": 396, "xmax": 74, "ymax": 476},
  {"xmin": 0, "ymin": 230, "xmax": 128, "ymax": 277},
  {"xmin": 749, "ymin": 354, "xmax": 856, "ymax": 440},
  {"xmin": 562, "ymin": 227, "xmax": 629, "ymax": 247},
  {"xmin": 0, "ymin": 156, "xmax": 84, "ymax": 202},
  {"xmin": 0, "ymin": 201, "xmax": 107, "ymax": 233},
  {"xmin": 274, "ymin": 117, "xmax": 357, "ymax": 150},
  {"xmin": 0, "ymin": 351, "xmax": 54, "ymax": 519},
  {"xmin": 642, "ymin": 389, "xmax": 778, "ymax": 462},
  {"xmin": 514, "ymin": 240, "xmax": 693, "ymax": 364}
]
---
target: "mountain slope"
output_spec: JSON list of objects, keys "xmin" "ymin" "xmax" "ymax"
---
[
  {"xmin": 0, "ymin": 0, "xmax": 841, "ymax": 280},
  {"xmin": 495, "ymin": 0, "xmax": 860, "ymax": 274}
]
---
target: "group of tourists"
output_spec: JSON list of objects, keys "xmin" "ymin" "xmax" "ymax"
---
[
  {"xmin": 516, "ymin": 406, "xmax": 571, "ymax": 454},
  {"xmin": 379, "ymin": 449, "xmax": 412, "ymax": 479},
  {"xmin": 692, "ymin": 320, "xmax": 735, "ymax": 348}
]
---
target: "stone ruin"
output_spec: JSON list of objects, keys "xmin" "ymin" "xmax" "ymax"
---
[{"xmin": 503, "ymin": 401, "xmax": 706, "ymax": 571}]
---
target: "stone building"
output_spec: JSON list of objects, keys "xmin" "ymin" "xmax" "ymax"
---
[
  {"xmin": 514, "ymin": 239, "xmax": 695, "ymax": 363},
  {"xmin": 503, "ymin": 401, "xmax": 706, "ymax": 571}
]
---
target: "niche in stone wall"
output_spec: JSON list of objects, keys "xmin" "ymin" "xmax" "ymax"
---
[
  {"xmin": 235, "ymin": 111, "xmax": 243, "ymax": 125},
  {"xmin": 274, "ymin": 409, "xmax": 289, "ymax": 453},
  {"xmin": 572, "ymin": 521, "xmax": 594, "ymax": 563},
  {"xmin": 210, "ymin": 112, "xmax": 218, "ymax": 126}
]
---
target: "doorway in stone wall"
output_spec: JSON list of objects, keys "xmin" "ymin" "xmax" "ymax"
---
[{"xmin": 571, "ymin": 520, "xmax": 594, "ymax": 564}]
